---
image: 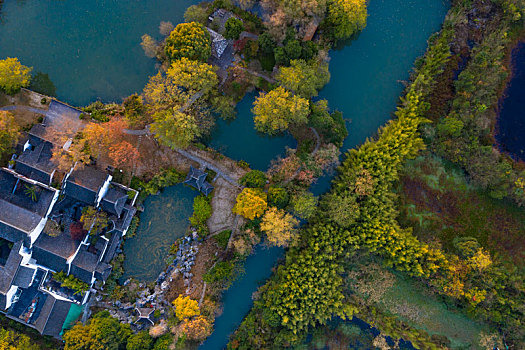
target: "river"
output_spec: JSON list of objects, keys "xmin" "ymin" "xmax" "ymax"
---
[{"xmin": 0, "ymin": 0, "xmax": 448, "ymax": 348}]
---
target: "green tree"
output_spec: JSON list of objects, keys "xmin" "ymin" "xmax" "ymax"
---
[
  {"xmin": 258, "ymin": 32, "xmax": 276, "ymax": 54},
  {"xmin": 276, "ymin": 59, "xmax": 330, "ymax": 98},
  {"xmin": 123, "ymin": 94, "xmax": 146, "ymax": 127},
  {"xmin": 164, "ymin": 22, "xmax": 211, "ymax": 62},
  {"xmin": 151, "ymin": 109, "xmax": 201, "ymax": 149},
  {"xmin": 309, "ymin": 100, "xmax": 348, "ymax": 147},
  {"xmin": 268, "ymin": 186, "xmax": 289, "ymax": 208},
  {"xmin": 240, "ymin": 170, "xmax": 267, "ymax": 188},
  {"xmin": 0, "ymin": 57, "xmax": 32, "ymax": 94},
  {"xmin": 326, "ymin": 0, "xmax": 367, "ymax": 40},
  {"xmin": 291, "ymin": 191, "xmax": 318, "ymax": 219},
  {"xmin": 80, "ymin": 206, "xmax": 108, "ymax": 234},
  {"xmin": 224, "ymin": 17, "xmax": 244, "ymax": 40},
  {"xmin": 126, "ymin": 331, "xmax": 153, "ymax": 350},
  {"xmin": 321, "ymin": 192, "xmax": 359, "ymax": 227},
  {"xmin": 252, "ymin": 86, "xmax": 310, "ymax": 135},
  {"xmin": 183, "ymin": 5, "xmax": 208, "ymax": 24},
  {"xmin": 0, "ymin": 111, "xmax": 19, "ymax": 160},
  {"xmin": 63, "ymin": 311, "xmax": 131, "ymax": 350}
]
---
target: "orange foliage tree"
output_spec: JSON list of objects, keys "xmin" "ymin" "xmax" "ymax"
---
[
  {"xmin": 181, "ymin": 316, "xmax": 212, "ymax": 341},
  {"xmin": 109, "ymin": 141, "xmax": 140, "ymax": 169}
]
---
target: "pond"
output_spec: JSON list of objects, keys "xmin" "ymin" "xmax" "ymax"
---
[
  {"xmin": 0, "ymin": 0, "xmax": 197, "ymax": 106},
  {"xmin": 122, "ymin": 185, "xmax": 197, "ymax": 282},
  {"xmin": 208, "ymin": 91, "xmax": 296, "ymax": 171},
  {"xmin": 496, "ymin": 41, "xmax": 525, "ymax": 161}
]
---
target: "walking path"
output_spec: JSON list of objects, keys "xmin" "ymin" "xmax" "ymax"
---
[
  {"xmin": 236, "ymin": 66, "xmax": 276, "ymax": 84},
  {"xmin": 0, "ymin": 105, "xmax": 47, "ymax": 114}
]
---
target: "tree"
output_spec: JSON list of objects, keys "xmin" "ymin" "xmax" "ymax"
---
[
  {"xmin": 267, "ymin": 186, "xmax": 289, "ymax": 208},
  {"xmin": 0, "ymin": 327, "xmax": 39, "ymax": 350},
  {"xmin": 127, "ymin": 331, "xmax": 153, "ymax": 350},
  {"xmin": 172, "ymin": 295, "xmax": 200, "ymax": 320},
  {"xmin": 82, "ymin": 118, "xmax": 127, "ymax": 159},
  {"xmin": 257, "ymin": 32, "xmax": 276, "ymax": 54},
  {"xmin": 151, "ymin": 109, "xmax": 201, "ymax": 149},
  {"xmin": 109, "ymin": 141, "xmax": 140, "ymax": 169},
  {"xmin": 0, "ymin": 58, "xmax": 32, "ymax": 94},
  {"xmin": 240, "ymin": 170, "xmax": 267, "ymax": 188},
  {"xmin": 80, "ymin": 206, "xmax": 108, "ymax": 234},
  {"xmin": 232, "ymin": 188, "xmax": 267, "ymax": 220},
  {"xmin": 63, "ymin": 311, "xmax": 131, "ymax": 350},
  {"xmin": 326, "ymin": 0, "xmax": 367, "ymax": 40},
  {"xmin": 164, "ymin": 22, "xmax": 211, "ymax": 62},
  {"xmin": 224, "ymin": 17, "xmax": 244, "ymax": 40},
  {"xmin": 143, "ymin": 58, "xmax": 217, "ymax": 111},
  {"xmin": 159, "ymin": 21, "xmax": 174, "ymax": 36},
  {"xmin": 252, "ymin": 86, "xmax": 309, "ymax": 135},
  {"xmin": 261, "ymin": 207, "xmax": 298, "ymax": 247},
  {"xmin": 70, "ymin": 222, "xmax": 87, "ymax": 241},
  {"xmin": 321, "ymin": 192, "xmax": 359, "ymax": 227},
  {"xmin": 0, "ymin": 111, "xmax": 19, "ymax": 160},
  {"xmin": 276, "ymin": 59, "xmax": 330, "ymax": 98},
  {"xmin": 291, "ymin": 191, "xmax": 318, "ymax": 219},
  {"xmin": 181, "ymin": 316, "xmax": 212, "ymax": 341},
  {"xmin": 184, "ymin": 5, "xmax": 208, "ymax": 24},
  {"xmin": 141, "ymin": 34, "xmax": 158, "ymax": 58},
  {"xmin": 123, "ymin": 94, "xmax": 146, "ymax": 127},
  {"xmin": 51, "ymin": 138, "xmax": 91, "ymax": 173}
]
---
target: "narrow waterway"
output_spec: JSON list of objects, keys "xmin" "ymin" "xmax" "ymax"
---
[{"xmin": 496, "ymin": 41, "xmax": 525, "ymax": 161}]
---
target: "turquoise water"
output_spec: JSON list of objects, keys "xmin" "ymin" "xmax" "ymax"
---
[
  {"xmin": 0, "ymin": 0, "xmax": 197, "ymax": 106},
  {"xmin": 200, "ymin": 245, "xmax": 284, "ymax": 349},
  {"xmin": 122, "ymin": 185, "xmax": 197, "ymax": 282},
  {"xmin": 209, "ymin": 91, "xmax": 296, "ymax": 170}
]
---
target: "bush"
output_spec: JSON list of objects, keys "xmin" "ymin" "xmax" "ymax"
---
[
  {"xmin": 240, "ymin": 170, "xmax": 267, "ymax": 188},
  {"xmin": 203, "ymin": 261, "xmax": 234, "ymax": 283},
  {"xmin": 214, "ymin": 230, "xmax": 231, "ymax": 249},
  {"xmin": 267, "ymin": 186, "xmax": 289, "ymax": 209},
  {"xmin": 189, "ymin": 195, "xmax": 212, "ymax": 237},
  {"xmin": 224, "ymin": 17, "xmax": 244, "ymax": 40}
]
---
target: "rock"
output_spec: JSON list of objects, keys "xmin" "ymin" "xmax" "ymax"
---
[
  {"xmin": 161, "ymin": 281, "xmax": 169, "ymax": 290},
  {"xmin": 123, "ymin": 278, "xmax": 132, "ymax": 286},
  {"xmin": 114, "ymin": 300, "xmax": 122, "ymax": 307}
]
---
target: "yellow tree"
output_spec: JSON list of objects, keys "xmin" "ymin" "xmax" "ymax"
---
[
  {"xmin": 51, "ymin": 138, "xmax": 91, "ymax": 173},
  {"xmin": 232, "ymin": 188, "xmax": 267, "ymax": 220},
  {"xmin": 0, "ymin": 58, "xmax": 32, "ymax": 94},
  {"xmin": 151, "ymin": 109, "xmax": 200, "ymax": 149},
  {"xmin": 143, "ymin": 58, "xmax": 217, "ymax": 112},
  {"xmin": 0, "ymin": 111, "xmax": 19, "ymax": 159},
  {"xmin": 252, "ymin": 86, "xmax": 309, "ymax": 135},
  {"xmin": 260, "ymin": 207, "xmax": 299, "ymax": 247},
  {"xmin": 276, "ymin": 59, "xmax": 330, "ymax": 98},
  {"xmin": 164, "ymin": 22, "xmax": 211, "ymax": 62},
  {"xmin": 172, "ymin": 295, "xmax": 200, "ymax": 320}
]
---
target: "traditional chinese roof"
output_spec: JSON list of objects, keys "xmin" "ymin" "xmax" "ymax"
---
[
  {"xmin": 101, "ymin": 185, "xmax": 129, "ymax": 217},
  {"xmin": 207, "ymin": 28, "xmax": 229, "ymax": 58},
  {"xmin": 184, "ymin": 166, "xmax": 214, "ymax": 195},
  {"xmin": 16, "ymin": 140, "xmax": 56, "ymax": 185},
  {"xmin": 64, "ymin": 167, "xmax": 109, "ymax": 205},
  {"xmin": 135, "ymin": 307, "xmax": 154, "ymax": 325},
  {"xmin": 33, "ymin": 294, "xmax": 72, "ymax": 338},
  {"xmin": 0, "ymin": 168, "xmax": 56, "ymax": 237},
  {"xmin": 0, "ymin": 241, "xmax": 23, "ymax": 294}
]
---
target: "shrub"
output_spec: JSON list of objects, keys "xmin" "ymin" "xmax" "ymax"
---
[
  {"xmin": 224, "ymin": 17, "xmax": 244, "ymax": 40},
  {"xmin": 240, "ymin": 170, "xmax": 266, "ymax": 188},
  {"xmin": 203, "ymin": 261, "xmax": 234, "ymax": 283},
  {"xmin": 189, "ymin": 195, "xmax": 212, "ymax": 237},
  {"xmin": 267, "ymin": 186, "xmax": 289, "ymax": 209},
  {"xmin": 214, "ymin": 230, "xmax": 231, "ymax": 249}
]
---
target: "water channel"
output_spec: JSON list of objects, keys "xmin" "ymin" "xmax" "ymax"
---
[
  {"xmin": 496, "ymin": 41, "xmax": 525, "ymax": 161},
  {"xmin": 0, "ymin": 0, "xmax": 450, "ymax": 348}
]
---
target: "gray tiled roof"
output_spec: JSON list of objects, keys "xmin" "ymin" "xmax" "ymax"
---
[
  {"xmin": 31, "ymin": 246, "xmax": 68, "ymax": 273},
  {"xmin": 101, "ymin": 186, "xmax": 128, "ymax": 217},
  {"xmin": 0, "ymin": 169, "xmax": 56, "ymax": 235},
  {"xmin": 33, "ymin": 230, "xmax": 80, "ymax": 261},
  {"xmin": 65, "ymin": 167, "xmax": 108, "ymax": 205},
  {"xmin": 13, "ymin": 266, "xmax": 35, "ymax": 289},
  {"xmin": 16, "ymin": 141, "xmax": 56, "ymax": 185},
  {"xmin": 70, "ymin": 246, "xmax": 99, "ymax": 284},
  {"xmin": 33, "ymin": 294, "xmax": 72, "ymax": 338},
  {"xmin": 0, "ymin": 241, "xmax": 23, "ymax": 294}
]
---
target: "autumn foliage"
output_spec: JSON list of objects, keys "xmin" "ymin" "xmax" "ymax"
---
[{"xmin": 232, "ymin": 188, "xmax": 268, "ymax": 220}]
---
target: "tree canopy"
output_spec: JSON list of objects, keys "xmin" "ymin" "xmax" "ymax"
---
[
  {"xmin": 276, "ymin": 59, "xmax": 330, "ymax": 98},
  {"xmin": 151, "ymin": 109, "xmax": 201, "ymax": 149},
  {"xmin": 252, "ymin": 86, "xmax": 310, "ymax": 135},
  {"xmin": 0, "ymin": 58, "xmax": 32, "ymax": 94},
  {"xmin": 0, "ymin": 111, "xmax": 19, "ymax": 160},
  {"xmin": 224, "ymin": 17, "xmax": 244, "ymax": 40},
  {"xmin": 232, "ymin": 188, "xmax": 268, "ymax": 220},
  {"xmin": 63, "ymin": 311, "xmax": 131, "ymax": 350},
  {"xmin": 326, "ymin": 0, "xmax": 367, "ymax": 40},
  {"xmin": 172, "ymin": 295, "xmax": 200, "ymax": 320},
  {"xmin": 261, "ymin": 207, "xmax": 299, "ymax": 247},
  {"xmin": 164, "ymin": 22, "xmax": 211, "ymax": 62}
]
